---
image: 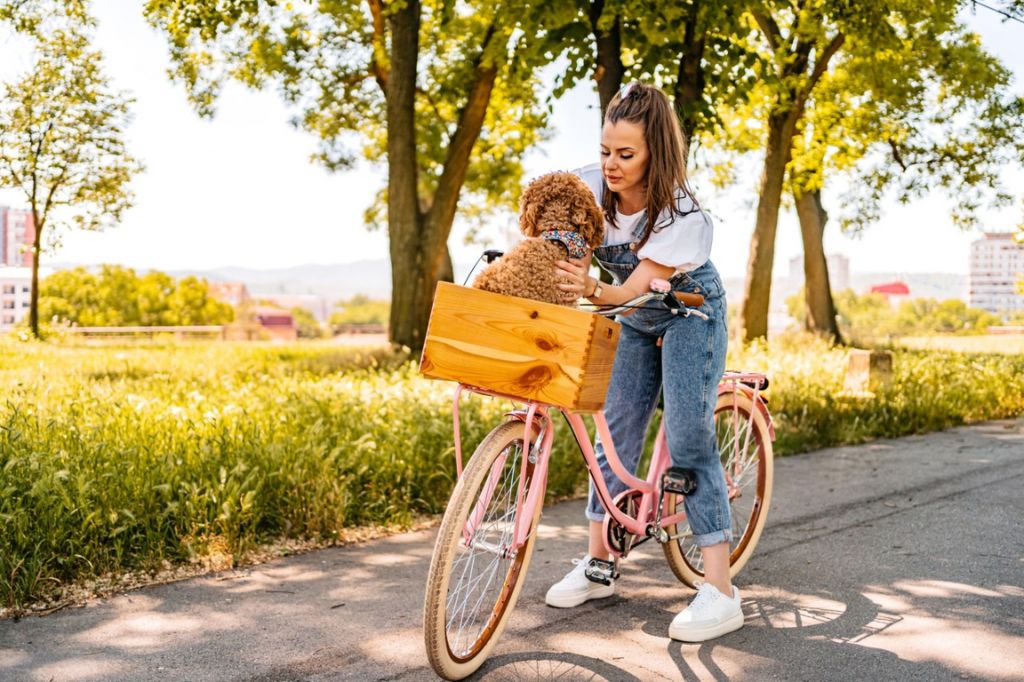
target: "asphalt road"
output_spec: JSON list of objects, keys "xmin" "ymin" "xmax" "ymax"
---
[{"xmin": 1, "ymin": 418, "xmax": 1022, "ymax": 681}]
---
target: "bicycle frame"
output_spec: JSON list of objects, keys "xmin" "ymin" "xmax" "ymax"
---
[{"xmin": 451, "ymin": 370, "xmax": 773, "ymax": 556}]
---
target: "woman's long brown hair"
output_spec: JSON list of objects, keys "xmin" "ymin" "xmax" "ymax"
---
[{"xmin": 602, "ymin": 82, "xmax": 698, "ymax": 251}]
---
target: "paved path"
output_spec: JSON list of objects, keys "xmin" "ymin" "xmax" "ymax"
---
[{"xmin": 2, "ymin": 419, "xmax": 1023, "ymax": 681}]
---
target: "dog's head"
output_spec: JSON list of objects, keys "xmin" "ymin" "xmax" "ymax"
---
[{"xmin": 519, "ymin": 172, "xmax": 604, "ymax": 249}]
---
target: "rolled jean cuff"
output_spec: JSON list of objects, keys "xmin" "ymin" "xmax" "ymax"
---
[
  {"xmin": 691, "ymin": 528, "xmax": 732, "ymax": 548},
  {"xmin": 585, "ymin": 509, "xmax": 607, "ymax": 523}
]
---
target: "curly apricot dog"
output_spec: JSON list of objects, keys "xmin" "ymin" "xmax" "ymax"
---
[{"xmin": 472, "ymin": 172, "xmax": 604, "ymax": 306}]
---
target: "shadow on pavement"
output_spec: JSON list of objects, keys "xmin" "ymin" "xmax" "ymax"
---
[{"xmin": 471, "ymin": 651, "xmax": 642, "ymax": 681}]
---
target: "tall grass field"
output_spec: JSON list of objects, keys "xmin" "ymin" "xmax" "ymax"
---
[{"xmin": 1, "ymin": 335, "xmax": 1022, "ymax": 613}]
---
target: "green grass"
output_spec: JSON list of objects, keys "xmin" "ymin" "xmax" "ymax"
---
[
  {"xmin": 896, "ymin": 334, "xmax": 1024, "ymax": 355},
  {"xmin": 1, "ymin": 334, "xmax": 1022, "ymax": 612}
]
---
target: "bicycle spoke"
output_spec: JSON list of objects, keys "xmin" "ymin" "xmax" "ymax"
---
[
  {"xmin": 672, "ymin": 398, "xmax": 765, "ymax": 577},
  {"xmin": 444, "ymin": 439, "xmax": 528, "ymax": 658}
]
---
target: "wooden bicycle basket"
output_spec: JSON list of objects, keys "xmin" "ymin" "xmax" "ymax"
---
[{"xmin": 419, "ymin": 282, "xmax": 621, "ymax": 412}]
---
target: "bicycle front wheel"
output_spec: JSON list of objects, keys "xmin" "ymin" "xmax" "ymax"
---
[
  {"xmin": 423, "ymin": 419, "xmax": 544, "ymax": 680},
  {"xmin": 662, "ymin": 388, "xmax": 773, "ymax": 587}
]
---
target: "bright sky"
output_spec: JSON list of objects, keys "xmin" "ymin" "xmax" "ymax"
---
[{"xmin": 1, "ymin": 1, "xmax": 1022, "ymax": 279}]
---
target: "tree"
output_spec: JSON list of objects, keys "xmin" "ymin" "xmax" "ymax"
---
[
  {"xmin": 0, "ymin": 0, "xmax": 87, "ymax": 35},
  {"xmin": 38, "ymin": 264, "xmax": 233, "ymax": 327},
  {"xmin": 722, "ymin": 0, "xmax": 1024, "ymax": 342},
  {"xmin": 329, "ymin": 295, "xmax": 390, "ymax": 334},
  {"xmin": 783, "ymin": 3, "xmax": 1023, "ymax": 343},
  {"xmin": 144, "ymin": 0, "xmax": 555, "ymax": 351},
  {"xmin": 290, "ymin": 306, "xmax": 324, "ymax": 339},
  {"xmin": 0, "ymin": 18, "xmax": 142, "ymax": 338},
  {"xmin": 728, "ymin": 1, "xmax": 848, "ymax": 342}
]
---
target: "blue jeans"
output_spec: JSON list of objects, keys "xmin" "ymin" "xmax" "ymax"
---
[{"xmin": 585, "ymin": 254, "xmax": 732, "ymax": 548}]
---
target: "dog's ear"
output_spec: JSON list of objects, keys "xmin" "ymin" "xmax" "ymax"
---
[
  {"xmin": 566, "ymin": 176, "xmax": 605, "ymax": 248},
  {"xmin": 519, "ymin": 176, "xmax": 545, "ymax": 237}
]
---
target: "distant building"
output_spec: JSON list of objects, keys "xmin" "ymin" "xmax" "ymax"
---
[
  {"xmin": 869, "ymin": 281, "xmax": 911, "ymax": 307},
  {"xmin": 0, "ymin": 266, "xmax": 47, "ymax": 331},
  {"xmin": 255, "ymin": 293, "xmax": 331, "ymax": 322},
  {"xmin": 252, "ymin": 306, "xmax": 297, "ymax": 341},
  {"xmin": 969, "ymin": 232, "xmax": 1024, "ymax": 316},
  {"xmin": 787, "ymin": 253, "xmax": 850, "ymax": 292},
  {"xmin": 870, "ymin": 281, "xmax": 910, "ymax": 296},
  {"xmin": 0, "ymin": 207, "xmax": 35, "ymax": 267},
  {"xmin": 208, "ymin": 281, "xmax": 252, "ymax": 307}
]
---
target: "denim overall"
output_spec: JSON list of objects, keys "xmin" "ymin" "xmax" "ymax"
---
[{"xmin": 586, "ymin": 214, "xmax": 732, "ymax": 548}]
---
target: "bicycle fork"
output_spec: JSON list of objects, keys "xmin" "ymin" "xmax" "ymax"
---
[{"xmin": 461, "ymin": 408, "xmax": 552, "ymax": 559}]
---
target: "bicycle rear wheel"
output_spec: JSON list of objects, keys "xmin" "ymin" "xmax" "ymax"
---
[
  {"xmin": 662, "ymin": 389, "xmax": 773, "ymax": 587},
  {"xmin": 423, "ymin": 419, "xmax": 544, "ymax": 680}
]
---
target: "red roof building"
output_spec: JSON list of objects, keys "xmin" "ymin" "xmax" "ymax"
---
[
  {"xmin": 252, "ymin": 306, "xmax": 297, "ymax": 341},
  {"xmin": 870, "ymin": 282, "xmax": 910, "ymax": 296}
]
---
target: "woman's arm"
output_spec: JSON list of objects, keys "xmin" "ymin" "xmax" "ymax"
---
[{"xmin": 556, "ymin": 256, "xmax": 675, "ymax": 308}]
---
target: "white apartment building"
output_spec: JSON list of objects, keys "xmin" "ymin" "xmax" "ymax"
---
[
  {"xmin": 0, "ymin": 267, "xmax": 39, "ymax": 331},
  {"xmin": 787, "ymin": 253, "xmax": 851, "ymax": 292},
  {"xmin": 969, "ymin": 232, "xmax": 1024, "ymax": 316}
]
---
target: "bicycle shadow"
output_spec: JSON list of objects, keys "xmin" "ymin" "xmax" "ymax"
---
[
  {"xmin": 470, "ymin": 651, "xmax": 642, "ymax": 681},
  {"xmin": 634, "ymin": 586, "xmax": 1003, "ymax": 680}
]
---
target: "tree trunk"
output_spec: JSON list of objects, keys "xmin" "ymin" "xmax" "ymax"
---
[
  {"xmin": 589, "ymin": 2, "xmax": 623, "ymax": 121},
  {"xmin": 387, "ymin": 7, "xmax": 500, "ymax": 352},
  {"xmin": 673, "ymin": 2, "xmax": 705, "ymax": 158},
  {"xmin": 740, "ymin": 109, "xmax": 800, "ymax": 341},
  {"xmin": 795, "ymin": 189, "xmax": 842, "ymax": 344},
  {"xmin": 384, "ymin": 0, "xmax": 425, "ymax": 350},
  {"xmin": 29, "ymin": 216, "xmax": 42, "ymax": 338}
]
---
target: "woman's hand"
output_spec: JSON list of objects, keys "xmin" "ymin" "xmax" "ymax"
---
[{"xmin": 555, "ymin": 255, "xmax": 592, "ymax": 302}]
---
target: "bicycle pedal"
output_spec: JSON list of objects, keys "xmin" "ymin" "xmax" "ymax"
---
[
  {"xmin": 584, "ymin": 558, "xmax": 619, "ymax": 586},
  {"xmin": 661, "ymin": 467, "xmax": 698, "ymax": 496}
]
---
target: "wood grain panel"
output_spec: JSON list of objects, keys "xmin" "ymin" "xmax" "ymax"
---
[{"xmin": 420, "ymin": 283, "xmax": 620, "ymax": 410}]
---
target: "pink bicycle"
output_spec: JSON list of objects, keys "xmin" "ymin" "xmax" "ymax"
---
[{"xmin": 422, "ymin": 282, "xmax": 775, "ymax": 680}]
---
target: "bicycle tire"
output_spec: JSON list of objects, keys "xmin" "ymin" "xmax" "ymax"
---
[
  {"xmin": 423, "ymin": 419, "xmax": 544, "ymax": 680},
  {"xmin": 662, "ymin": 389, "xmax": 773, "ymax": 587}
]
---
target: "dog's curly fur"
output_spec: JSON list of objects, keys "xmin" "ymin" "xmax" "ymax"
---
[{"xmin": 472, "ymin": 172, "xmax": 604, "ymax": 306}]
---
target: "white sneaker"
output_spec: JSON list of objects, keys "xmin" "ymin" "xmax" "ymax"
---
[
  {"xmin": 544, "ymin": 555, "xmax": 615, "ymax": 608},
  {"xmin": 668, "ymin": 582, "xmax": 744, "ymax": 642}
]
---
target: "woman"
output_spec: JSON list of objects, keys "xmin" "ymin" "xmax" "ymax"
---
[{"xmin": 549, "ymin": 82, "xmax": 741, "ymax": 642}]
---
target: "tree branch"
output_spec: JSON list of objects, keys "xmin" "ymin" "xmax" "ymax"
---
[
  {"xmin": 425, "ymin": 22, "xmax": 499, "ymax": 246},
  {"xmin": 40, "ymin": 159, "xmax": 72, "ymax": 230},
  {"xmin": 807, "ymin": 32, "xmax": 844, "ymax": 90},
  {"xmin": 368, "ymin": 0, "xmax": 389, "ymax": 93},
  {"xmin": 417, "ymin": 86, "xmax": 449, "ymax": 137},
  {"xmin": 0, "ymin": 149, "xmax": 25, "ymax": 188},
  {"xmin": 752, "ymin": 10, "xmax": 783, "ymax": 54},
  {"xmin": 888, "ymin": 138, "xmax": 908, "ymax": 171}
]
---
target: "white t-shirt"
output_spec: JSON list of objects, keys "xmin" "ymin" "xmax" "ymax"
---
[{"xmin": 574, "ymin": 163, "xmax": 713, "ymax": 273}]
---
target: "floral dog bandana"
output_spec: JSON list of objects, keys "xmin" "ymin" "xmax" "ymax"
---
[{"xmin": 541, "ymin": 229, "xmax": 589, "ymax": 259}]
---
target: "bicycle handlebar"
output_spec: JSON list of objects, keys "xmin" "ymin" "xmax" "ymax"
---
[{"xmin": 583, "ymin": 277, "xmax": 709, "ymax": 320}]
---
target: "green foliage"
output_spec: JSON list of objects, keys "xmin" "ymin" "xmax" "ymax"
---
[
  {"xmin": 2, "ymin": 336, "xmax": 1023, "ymax": 611},
  {"xmin": 290, "ymin": 306, "xmax": 324, "ymax": 339},
  {"xmin": 0, "ymin": 0, "xmax": 88, "ymax": 35},
  {"xmin": 142, "ymin": 0, "xmax": 551, "ymax": 224},
  {"xmin": 0, "ymin": 7, "xmax": 143, "ymax": 336},
  {"xmin": 786, "ymin": 287, "xmax": 1000, "ymax": 342},
  {"xmin": 0, "ymin": 19, "xmax": 140, "ymax": 235},
  {"xmin": 38, "ymin": 265, "xmax": 234, "ymax": 327},
  {"xmin": 734, "ymin": 332, "xmax": 1024, "ymax": 455},
  {"xmin": 0, "ymin": 341, "xmax": 583, "ymax": 611},
  {"xmin": 329, "ymin": 295, "xmax": 390, "ymax": 332}
]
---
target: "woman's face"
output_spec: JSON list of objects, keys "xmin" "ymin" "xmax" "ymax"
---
[{"xmin": 601, "ymin": 119, "xmax": 648, "ymax": 200}]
